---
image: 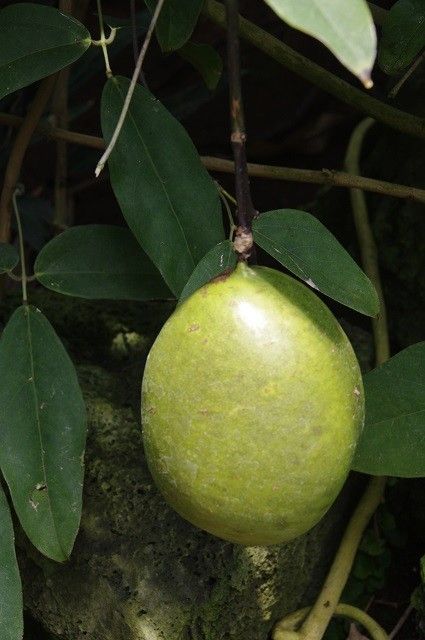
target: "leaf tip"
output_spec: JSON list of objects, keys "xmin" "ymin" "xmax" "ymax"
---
[{"xmin": 359, "ymin": 71, "xmax": 374, "ymax": 89}]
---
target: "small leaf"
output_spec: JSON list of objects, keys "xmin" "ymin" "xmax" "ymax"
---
[
  {"xmin": 353, "ymin": 342, "xmax": 425, "ymax": 477},
  {"xmin": 253, "ymin": 209, "xmax": 379, "ymax": 316},
  {"xmin": 35, "ymin": 225, "xmax": 171, "ymax": 300},
  {"xmin": 0, "ymin": 484, "xmax": 23, "ymax": 640},
  {"xmin": 101, "ymin": 76, "xmax": 225, "ymax": 297},
  {"xmin": 378, "ymin": 0, "xmax": 425, "ymax": 75},
  {"xmin": 180, "ymin": 240, "xmax": 237, "ymax": 302},
  {"xmin": 179, "ymin": 42, "xmax": 223, "ymax": 90},
  {"xmin": 0, "ymin": 306, "xmax": 87, "ymax": 561},
  {"xmin": 0, "ymin": 3, "xmax": 91, "ymax": 100},
  {"xmin": 0, "ymin": 243, "xmax": 19, "ymax": 274},
  {"xmin": 144, "ymin": 0, "xmax": 203, "ymax": 52},
  {"xmin": 262, "ymin": 0, "xmax": 376, "ymax": 86}
]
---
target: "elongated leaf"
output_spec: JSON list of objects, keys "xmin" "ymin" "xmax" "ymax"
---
[
  {"xmin": 0, "ymin": 3, "xmax": 91, "ymax": 100},
  {"xmin": 0, "ymin": 484, "xmax": 23, "ymax": 640},
  {"xmin": 0, "ymin": 306, "xmax": 87, "ymax": 561},
  {"xmin": 253, "ymin": 209, "xmax": 379, "ymax": 316},
  {"xmin": 353, "ymin": 342, "xmax": 425, "ymax": 477},
  {"xmin": 179, "ymin": 42, "xmax": 223, "ymax": 90},
  {"xmin": 101, "ymin": 76, "xmax": 225, "ymax": 296},
  {"xmin": 35, "ymin": 225, "xmax": 171, "ymax": 300},
  {"xmin": 180, "ymin": 240, "xmax": 237, "ymax": 302},
  {"xmin": 0, "ymin": 243, "xmax": 19, "ymax": 274},
  {"xmin": 144, "ymin": 0, "xmax": 203, "ymax": 51},
  {"xmin": 263, "ymin": 0, "xmax": 376, "ymax": 86},
  {"xmin": 378, "ymin": 0, "xmax": 425, "ymax": 75}
]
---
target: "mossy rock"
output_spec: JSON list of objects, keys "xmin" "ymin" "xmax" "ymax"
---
[{"xmin": 0, "ymin": 290, "xmax": 371, "ymax": 640}]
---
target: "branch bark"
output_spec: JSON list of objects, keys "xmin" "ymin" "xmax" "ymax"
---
[{"xmin": 1, "ymin": 115, "xmax": 425, "ymax": 205}]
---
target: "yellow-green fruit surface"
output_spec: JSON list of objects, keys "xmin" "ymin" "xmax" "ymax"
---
[{"xmin": 141, "ymin": 263, "xmax": 364, "ymax": 545}]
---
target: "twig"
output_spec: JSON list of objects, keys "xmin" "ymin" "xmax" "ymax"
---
[
  {"xmin": 225, "ymin": 0, "xmax": 257, "ymax": 259},
  {"xmin": 95, "ymin": 0, "xmax": 166, "ymax": 177},
  {"xmin": 0, "ymin": 75, "xmax": 57, "ymax": 243},
  {"xmin": 275, "ymin": 603, "xmax": 388, "ymax": 640},
  {"xmin": 2, "ymin": 114, "xmax": 425, "ymax": 205},
  {"xmin": 131, "ymin": 0, "xmax": 139, "ymax": 64},
  {"xmin": 388, "ymin": 604, "xmax": 413, "ymax": 640},
  {"xmin": 12, "ymin": 190, "xmax": 28, "ymax": 304},
  {"xmin": 388, "ymin": 51, "xmax": 425, "ymax": 99},
  {"xmin": 345, "ymin": 118, "xmax": 390, "ymax": 365},
  {"xmin": 202, "ymin": 157, "xmax": 425, "ymax": 205},
  {"xmin": 202, "ymin": 0, "xmax": 425, "ymax": 141}
]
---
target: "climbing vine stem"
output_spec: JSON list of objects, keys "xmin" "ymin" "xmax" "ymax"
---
[
  {"xmin": 225, "ymin": 0, "xmax": 256, "ymax": 260},
  {"xmin": 273, "ymin": 118, "xmax": 391, "ymax": 640}
]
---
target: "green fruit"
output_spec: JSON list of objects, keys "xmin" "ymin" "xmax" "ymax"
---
[{"xmin": 141, "ymin": 262, "xmax": 364, "ymax": 545}]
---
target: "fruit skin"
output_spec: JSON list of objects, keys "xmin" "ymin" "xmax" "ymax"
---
[{"xmin": 141, "ymin": 263, "xmax": 364, "ymax": 546}]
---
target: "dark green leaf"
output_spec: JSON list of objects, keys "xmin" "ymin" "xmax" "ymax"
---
[
  {"xmin": 179, "ymin": 42, "xmax": 223, "ymax": 90},
  {"xmin": 0, "ymin": 306, "xmax": 87, "ymax": 561},
  {"xmin": 144, "ymin": 0, "xmax": 203, "ymax": 51},
  {"xmin": 353, "ymin": 343, "xmax": 425, "ymax": 477},
  {"xmin": 0, "ymin": 243, "xmax": 19, "ymax": 273},
  {"xmin": 35, "ymin": 225, "xmax": 171, "ymax": 300},
  {"xmin": 0, "ymin": 484, "xmax": 23, "ymax": 640},
  {"xmin": 179, "ymin": 240, "xmax": 237, "ymax": 302},
  {"xmin": 253, "ymin": 209, "xmax": 379, "ymax": 316},
  {"xmin": 101, "ymin": 76, "xmax": 225, "ymax": 296},
  {"xmin": 262, "ymin": 0, "xmax": 376, "ymax": 85},
  {"xmin": 378, "ymin": 0, "xmax": 425, "ymax": 75},
  {"xmin": 0, "ymin": 3, "xmax": 91, "ymax": 100}
]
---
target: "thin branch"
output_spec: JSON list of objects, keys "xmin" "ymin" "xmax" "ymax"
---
[
  {"xmin": 95, "ymin": 0, "xmax": 166, "ymax": 177},
  {"xmin": 1, "ymin": 112, "xmax": 425, "ymax": 204},
  {"xmin": 131, "ymin": 0, "xmax": 139, "ymax": 64},
  {"xmin": 12, "ymin": 190, "xmax": 28, "ymax": 304},
  {"xmin": 388, "ymin": 51, "xmax": 425, "ymax": 99},
  {"xmin": 202, "ymin": 157, "xmax": 425, "ymax": 205},
  {"xmin": 388, "ymin": 604, "xmax": 413, "ymax": 640},
  {"xmin": 202, "ymin": 0, "xmax": 425, "ymax": 141},
  {"xmin": 0, "ymin": 75, "xmax": 57, "ymax": 243}
]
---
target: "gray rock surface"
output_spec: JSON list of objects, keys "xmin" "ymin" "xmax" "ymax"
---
[{"xmin": 0, "ymin": 292, "xmax": 372, "ymax": 640}]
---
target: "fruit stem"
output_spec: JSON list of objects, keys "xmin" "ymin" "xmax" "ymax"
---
[{"xmin": 225, "ymin": 0, "xmax": 256, "ymax": 260}]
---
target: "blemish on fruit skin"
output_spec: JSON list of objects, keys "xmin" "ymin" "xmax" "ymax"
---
[
  {"xmin": 210, "ymin": 268, "xmax": 233, "ymax": 285},
  {"xmin": 353, "ymin": 387, "xmax": 361, "ymax": 397},
  {"xmin": 188, "ymin": 324, "xmax": 200, "ymax": 332}
]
